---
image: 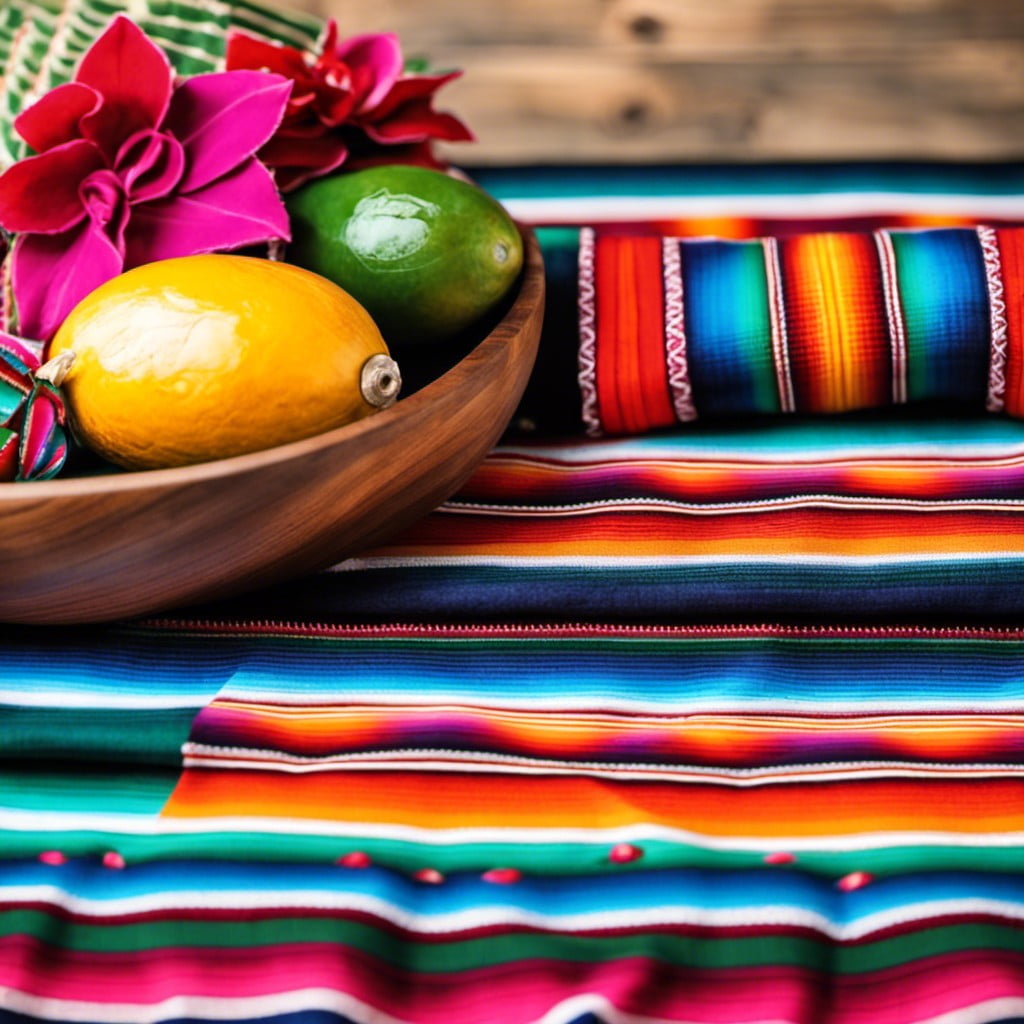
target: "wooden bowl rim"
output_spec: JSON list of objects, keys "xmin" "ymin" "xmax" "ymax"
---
[{"xmin": 0, "ymin": 226, "xmax": 543, "ymax": 500}]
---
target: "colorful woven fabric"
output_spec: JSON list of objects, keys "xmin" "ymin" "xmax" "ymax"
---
[
  {"xmin": 578, "ymin": 225, "xmax": 1024, "ymax": 436},
  {"xmin": 4, "ymin": 162, "xmax": 1024, "ymax": 1023}
]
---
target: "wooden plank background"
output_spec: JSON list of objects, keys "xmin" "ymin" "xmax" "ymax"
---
[{"xmin": 270, "ymin": 0, "xmax": 1023, "ymax": 163}]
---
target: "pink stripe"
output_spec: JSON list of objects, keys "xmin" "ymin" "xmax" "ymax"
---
[{"xmin": 2, "ymin": 938, "xmax": 1023, "ymax": 1023}]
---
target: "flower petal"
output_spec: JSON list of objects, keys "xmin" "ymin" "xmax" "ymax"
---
[
  {"xmin": 332, "ymin": 33, "xmax": 403, "ymax": 112},
  {"xmin": 364, "ymin": 70, "xmax": 466, "ymax": 121},
  {"xmin": 164, "ymin": 71, "xmax": 292, "ymax": 193},
  {"xmin": 0, "ymin": 139, "xmax": 102, "ymax": 234},
  {"xmin": 77, "ymin": 15, "xmax": 174, "ymax": 160},
  {"xmin": 17, "ymin": 382, "xmax": 68, "ymax": 481},
  {"xmin": 225, "ymin": 30, "xmax": 311, "ymax": 80},
  {"xmin": 115, "ymin": 128, "xmax": 185, "ymax": 202},
  {"xmin": 261, "ymin": 131, "xmax": 348, "ymax": 192},
  {"xmin": 15, "ymin": 82, "xmax": 101, "ymax": 153},
  {"xmin": 0, "ymin": 331, "xmax": 42, "ymax": 372},
  {"xmin": 124, "ymin": 157, "xmax": 290, "ymax": 266},
  {"xmin": 0, "ymin": 430, "xmax": 17, "ymax": 480},
  {"xmin": 79, "ymin": 169, "xmax": 130, "ymax": 252},
  {"xmin": 364, "ymin": 98, "xmax": 475, "ymax": 145},
  {"xmin": 11, "ymin": 222, "xmax": 124, "ymax": 341}
]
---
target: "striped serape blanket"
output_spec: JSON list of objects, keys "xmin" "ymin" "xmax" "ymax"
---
[
  {"xmin": 5, "ymin": 162, "xmax": 1024, "ymax": 1021},
  {"xmin": 576, "ymin": 225, "xmax": 1023, "ymax": 435}
]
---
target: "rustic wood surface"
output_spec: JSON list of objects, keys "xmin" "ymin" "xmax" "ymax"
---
[
  {"xmin": 0, "ymin": 230, "xmax": 544, "ymax": 625},
  {"xmin": 272, "ymin": 0, "xmax": 1024, "ymax": 163}
]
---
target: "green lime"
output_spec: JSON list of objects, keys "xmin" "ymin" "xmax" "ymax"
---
[{"xmin": 285, "ymin": 165, "xmax": 524, "ymax": 346}]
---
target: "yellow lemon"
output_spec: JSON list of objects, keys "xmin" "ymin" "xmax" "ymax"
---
[{"xmin": 46, "ymin": 255, "xmax": 400, "ymax": 470}]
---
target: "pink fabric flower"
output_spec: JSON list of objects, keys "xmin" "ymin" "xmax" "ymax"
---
[
  {"xmin": 226, "ymin": 20, "xmax": 474, "ymax": 192},
  {"xmin": 0, "ymin": 15, "xmax": 293, "ymax": 341}
]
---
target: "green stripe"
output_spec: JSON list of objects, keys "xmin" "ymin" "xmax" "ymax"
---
[
  {"xmin": 0, "ymin": 910, "xmax": 1016, "ymax": 977},
  {"xmin": 3, "ymin": 829, "xmax": 1024, "ymax": 879},
  {"xmin": 0, "ymin": 768, "xmax": 177, "ymax": 814},
  {"xmin": 0, "ymin": 707, "xmax": 197, "ymax": 764}
]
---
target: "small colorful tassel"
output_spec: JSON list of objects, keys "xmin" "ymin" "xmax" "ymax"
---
[{"xmin": 0, "ymin": 332, "xmax": 68, "ymax": 481}]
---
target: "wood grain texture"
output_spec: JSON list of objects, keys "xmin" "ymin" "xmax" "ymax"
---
[
  {"xmin": 0, "ymin": 230, "xmax": 544, "ymax": 625},
  {"xmin": 270, "ymin": 0, "xmax": 1024, "ymax": 162}
]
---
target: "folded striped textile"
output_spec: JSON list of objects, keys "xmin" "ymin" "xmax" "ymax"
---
[
  {"xmin": 6, "ymin": 159, "xmax": 1024, "ymax": 1023},
  {"xmin": 577, "ymin": 225, "xmax": 1024, "ymax": 436},
  {"xmin": 7, "ymin": 619, "xmax": 1024, "ymax": 1024}
]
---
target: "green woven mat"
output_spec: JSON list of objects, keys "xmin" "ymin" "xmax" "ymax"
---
[{"xmin": 0, "ymin": 0, "xmax": 324, "ymax": 168}]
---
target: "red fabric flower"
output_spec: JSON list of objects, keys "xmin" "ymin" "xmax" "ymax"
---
[
  {"xmin": 0, "ymin": 16, "xmax": 293, "ymax": 341},
  {"xmin": 226, "ymin": 21, "xmax": 474, "ymax": 192}
]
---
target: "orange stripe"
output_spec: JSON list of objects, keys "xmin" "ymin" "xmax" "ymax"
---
[
  {"xmin": 782, "ymin": 234, "xmax": 889, "ymax": 413},
  {"xmin": 380, "ymin": 509, "xmax": 1024, "ymax": 557},
  {"xmin": 163, "ymin": 771, "xmax": 1024, "ymax": 836}
]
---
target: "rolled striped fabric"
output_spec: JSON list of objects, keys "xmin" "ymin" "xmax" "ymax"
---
[{"xmin": 580, "ymin": 225, "xmax": 1024, "ymax": 436}]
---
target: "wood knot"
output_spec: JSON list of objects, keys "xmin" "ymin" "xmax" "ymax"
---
[
  {"xmin": 618, "ymin": 101, "xmax": 651, "ymax": 129},
  {"xmin": 629, "ymin": 13, "xmax": 665, "ymax": 42}
]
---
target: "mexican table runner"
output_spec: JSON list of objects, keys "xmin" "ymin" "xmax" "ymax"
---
[{"xmin": 5, "ymin": 163, "xmax": 1024, "ymax": 1024}]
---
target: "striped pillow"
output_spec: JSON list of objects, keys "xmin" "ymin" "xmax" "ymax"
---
[{"xmin": 579, "ymin": 225, "xmax": 1021, "ymax": 436}]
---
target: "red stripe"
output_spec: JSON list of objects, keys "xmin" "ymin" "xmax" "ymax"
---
[
  {"xmin": 594, "ymin": 238, "xmax": 675, "ymax": 435},
  {"xmin": 997, "ymin": 229, "xmax": 1024, "ymax": 417},
  {"xmin": 632, "ymin": 237, "xmax": 676, "ymax": 432}
]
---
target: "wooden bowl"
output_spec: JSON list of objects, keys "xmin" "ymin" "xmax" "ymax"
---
[{"xmin": 0, "ymin": 229, "xmax": 544, "ymax": 625}]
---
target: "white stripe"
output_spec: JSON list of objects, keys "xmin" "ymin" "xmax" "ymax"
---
[
  {"xmin": 0, "ymin": 988, "xmax": 412, "ymax": 1024},
  {"xmin": 874, "ymin": 229, "xmax": 908, "ymax": 404},
  {"xmin": 576, "ymin": 227, "xmax": 600, "ymax": 435},
  {"xmin": 331, "ymin": 551, "xmax": 1024, "ymax": 570},
  {"xmin": 6, "ymin": 988, "xmax": 1022, "ymax": 1024},
  {"xmin": 481, "ymin": 448, "xmax": 1024, "ymax": 469},
  {"xmin": 661, "ymin": 237, "xmax": 696, "ymax": 422},
  {"xmin": 540, "ymin": 996, "xmax": 790, "ymax": 1024},
  {"xmin": 182, "ymin": 748, "xmax": 1024, "ymax": 786},
  {"xmin": 0, "ymin": 690, "xmax": 211, "ymax": 709},
  {"xmin": 0, "ymin": 885, "xmax": 1021, "ymax": 942},
  {"xmin": 6, "ymin": 807, "xmax": 1023, "ymax": 853},
  {"xmin": 439, "ymin": 493, "xmax": 1024, "ymax": 514},
  {"xmin": 979, "ymin": 225, "xmax": 1010, "ymax": 413},
  {"xmin": 763, "ymin": 237, "xmax": 796, "ymax": 412},
  {"xmin": 504, "ymin": 192, "xmax": 1024, "ymax": 222},
  {"xmin": 211, "ymin": 689, "xmax": 1024, "ymax": 716},
  {"xmin": 492, "ymin": 438, "xmax": 1024, "ymax": 463},
  {"xmin": 227, "ymin": 8, "xmax": 320, "ymax": 49}
]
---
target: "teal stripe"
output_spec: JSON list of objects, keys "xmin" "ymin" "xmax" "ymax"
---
[
  {"xmin": 682, "ymin": 239, "xmax": 778, "ymax": 416},
  {"xmin": 3, "ymin": 829, "xmax": 1024, "ymax": 880},
  {"xmin": 472, "ymin": 163, "xmax": 1024, "ymax": 201},
  {"xmin": 891, "ymin": 228, "xmax": 991, "ymax": 404}
]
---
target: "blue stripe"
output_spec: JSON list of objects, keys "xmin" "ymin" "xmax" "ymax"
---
[
  {"xmin": 215, "ymin": 557, "xmax": 1024, "ymax": 636},
  {"xmin": 681, "ymin": 240, "xmax": 776, "ymax": 416},
  {"xmin": 891, "ymin": 228, "xmax": 991, "ymax": 404},
  {"xmin": 9, "ymin": 859, "xmax": 1024, "ymax": 923}
]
